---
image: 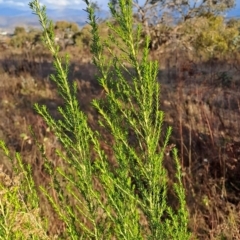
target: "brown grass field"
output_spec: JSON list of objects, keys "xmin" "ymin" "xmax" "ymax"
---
[{"xmin": 0, "ymin": 42, "xmax": 240, "ymax": 239}]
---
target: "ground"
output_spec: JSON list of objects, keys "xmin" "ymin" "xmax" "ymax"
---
[{"xmin": 0, "ymin": 46, "xmax": 240, "ymax": 239}]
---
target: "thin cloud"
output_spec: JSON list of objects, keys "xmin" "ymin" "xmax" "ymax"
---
[
  {"xmin": 0, "ymin": 0, "xmax": 112, "ymax": 10},
  {"xmin": 0, "ymin": 0, "xmax": 98, "ymax": 9},
  {"xmin": 43, "ymin": 0, "xmax": 85, "ymax": 8},
  {"xmin": 0, "ymin": 0, "xmax": 26, "ymax": 7}
]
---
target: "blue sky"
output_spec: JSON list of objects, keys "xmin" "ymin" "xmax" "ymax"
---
[
  {"xmin": 0, "ymin": 0, "xmax": 87, "ymax": 9},
  {"xmin": 0, "ymin": 0, "xmax": 239, "ymax": 31},
  {"xmin": 0, "ymin": 0, "xmax": 239, "ymax": 13}
]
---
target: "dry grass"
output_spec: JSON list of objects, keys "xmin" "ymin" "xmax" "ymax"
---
[{"xmin": 0, "ymin": 45, "xmax": 240, "ymax": 239}]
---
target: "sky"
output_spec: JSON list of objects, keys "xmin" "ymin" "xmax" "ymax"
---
[
  {"xmin": 0, "ymin": 0, "xmax": 239, "ymax": 31},
  {"xmin": 0, "ymin": 0, "xmax": 88, "ymax": 9},
  {"xmin": 0, "ymin": 0, "xmax": 97, "ymax": 9},
  {"xmin": 0, "ymin": 0, "xmax": 238, "ymax": 12}
]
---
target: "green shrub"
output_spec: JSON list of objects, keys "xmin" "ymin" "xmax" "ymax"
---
[
  {"xmin": 14, "ymin": 26, "xmax": 26, "ymax": 36},
  {"xmin": 73, "ymin": 25, "xmax": 92, "ymax": 49},
  {"xmin": 10, "ymin": 26, "xmax": 43, "ymax": 49},
  {"xmin": 54, "ymin": 21, "xmax": 79, "ymax": 34},
  {"xmin": 182, "ymin": 14, "xmax": 240, "ymax": 57},
  {"xmin": 0, "ymin": 141, "xmax": 48, "ymax": 239},
  {"xmin": 0, "ymin": 0, "xmax": 190, "ymax": 238}
]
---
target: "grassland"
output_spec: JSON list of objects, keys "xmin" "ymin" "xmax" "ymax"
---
[{"xmin": 0, "ymin": 14, "xmax": 240, "ymax": 238}]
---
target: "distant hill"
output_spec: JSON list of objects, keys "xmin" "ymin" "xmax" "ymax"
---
[
  {"xmin": 0, "ymin": 4, "xmax": 239, "ymax": 32},
  {"xmin": 0, "ymin": 5, "xmax": 109, "ymax": 32}
]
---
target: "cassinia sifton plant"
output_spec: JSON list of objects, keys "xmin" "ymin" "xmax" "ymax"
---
[{"xmin": 0, "ymin": 0, "xmax": 190, "ymax": 239}]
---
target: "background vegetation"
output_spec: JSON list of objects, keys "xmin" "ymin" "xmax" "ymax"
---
[{"xmin": 0, "ymin": 0, "xmax": 240, "ymax": 239}]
